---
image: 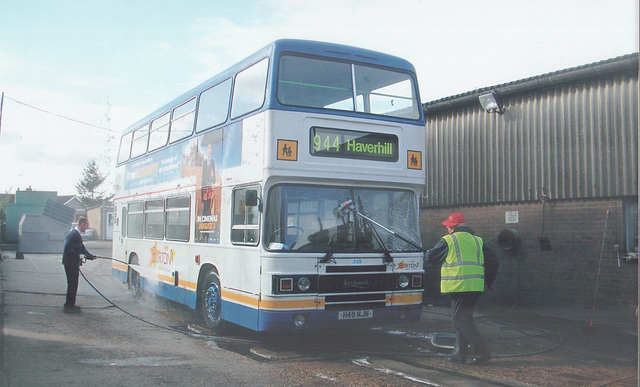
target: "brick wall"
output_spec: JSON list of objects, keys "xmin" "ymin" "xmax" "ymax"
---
[{"xmin": 420, "ymin": 199, "xmax": 638, "ymax": 308}]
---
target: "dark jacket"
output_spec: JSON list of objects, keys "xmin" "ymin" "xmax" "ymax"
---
[
  {"xmin": 425, "ymin": 225, "xmax": 499, "ymax": 288},
  {"xmin": 62, "ymin": 228, "xmax": 93, "ymax": 266}
]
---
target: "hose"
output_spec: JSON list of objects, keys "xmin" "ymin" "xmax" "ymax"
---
[
  {"xmin": 79, "ymin": 267, "xmax": 183, "ymax": 333},
  {"xmin": 84, "ymin": 256, "xmax": 563, "ymax": 357},
  {"xmin": 592, "ymin": 210, "xmax": 610, "ymax": 310},
  {"xmin": 79, "ymin": 257, "xmax": 259, "ymax": 344},
  {"xmin": 421, "ymin": 309, "xmax": 565, "ymax": 359}
]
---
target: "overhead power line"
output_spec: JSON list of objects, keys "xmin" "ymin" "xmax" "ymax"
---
[{"xmin": 3, "ymin": 94, "xmax": 118, "ymax": 133}]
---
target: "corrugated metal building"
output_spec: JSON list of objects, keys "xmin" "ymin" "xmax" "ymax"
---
[{"xmin": 421, "ymin": 54, "xmax": 638, "ymax": 307}]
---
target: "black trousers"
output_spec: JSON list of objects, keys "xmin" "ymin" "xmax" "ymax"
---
[
  {"xmin": 64, "ymin": 265, "xmax": 80, "ymax": 307},
  {"xmin": 451, "ymin": 291, "xmax": 489, "ymax": 357}
]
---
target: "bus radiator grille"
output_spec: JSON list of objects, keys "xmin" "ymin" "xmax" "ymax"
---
[{"xmin": 323, "ymin": 293, "xmax": 386, "ymax": 310}]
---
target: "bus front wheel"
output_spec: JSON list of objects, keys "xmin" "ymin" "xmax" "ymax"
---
[{"xmin": 201, "ymin": 271, "xmax": 225, "ymax": 332}]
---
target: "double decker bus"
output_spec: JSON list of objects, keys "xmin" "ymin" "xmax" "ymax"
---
[{"xmin": 112, "ymin": 39, "xmax": 426, "ymax": 332}]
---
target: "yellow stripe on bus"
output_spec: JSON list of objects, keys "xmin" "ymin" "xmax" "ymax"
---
[
  {"xmin": 221, "ymin": 289, "xmax": 260, "ymax": 308},
  {"xmin": 259, "ymin": 297, "xmax": 324, "ymax": 310},
  {"xmin": 107, "ymin": 267, "xmax": 421, "ymax": 309},
  {"xmin": 154, "ymin": 273, "xmax": 196, "ymax": 290},
  {"xmin": 180, "ymin": 280, "xmax": 197, "ymax": 291},
  {"xmin": 112, "ymin": 263, "xmax": 197, "ymax": 291},
  {"xmin": 386, "ymin": 293, "xmax": 422, "ymax": 305},
  {"xmin": 216, "ymin": 291, "xmax": 326, "ymax": 311},
  {"xmin": 112, "ymin": 262, "xmax": 128, "ymax": 272}
]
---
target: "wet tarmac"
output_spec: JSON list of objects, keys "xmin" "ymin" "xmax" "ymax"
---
[
  {"xmin": 2, "ymin": 241, "xmax": 638, "ymax": 386},
  {"xmin": 206, "ymin": 301, "xmax": 638, "ymax": 386}
]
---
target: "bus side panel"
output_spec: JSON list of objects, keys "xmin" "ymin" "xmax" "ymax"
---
[
  {"xmin": 112, "ymin": 267, "xmax": 128, "ymax": 283},
  {"xmin": 110, "ymin": 263, "xmax": 198, "ymax": 309},
  {"xmin": 150, "ymin": 280, "xmax": 197, "ymax": 309},
  {"xmin": 220, "ymin": 300, "xmax": 260, "ymax": 331}
]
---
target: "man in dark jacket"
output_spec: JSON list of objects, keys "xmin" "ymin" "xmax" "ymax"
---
[
  {"xmin": 62, "ymin": 217, "xmax": 95, "ymax": 314},
  {"xmin": 425, "ymin": 213, "xmax": 498, "ymax": 365}
]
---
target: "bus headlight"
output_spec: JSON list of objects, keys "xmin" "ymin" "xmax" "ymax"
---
[
  {"xmin": 297, "ymin": 277, "xmax": 311, "ymax": 292},
  {"xmin": 398, "ymin": 274, "xmax": 409, "ymax": 289},
  {"xmin": 273, "ymin": 275, "xmax": 317, "ymax": 294}
]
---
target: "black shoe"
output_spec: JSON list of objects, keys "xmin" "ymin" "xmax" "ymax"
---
[
  {"xmin": 63, "ymin": 305, "xmax": 81, "ymax": 314},
  {"xmin": 446, "ymin": 351, "xmax": 467, "ymax": 364},
  {"xmin": 467, "ymin": 353, "xmax": 491, "ymax": 365}
]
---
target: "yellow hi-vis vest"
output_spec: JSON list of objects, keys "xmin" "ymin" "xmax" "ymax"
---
[{"xmin": 440, "ymin": 232, "xmax": 485, "ymax": 293}]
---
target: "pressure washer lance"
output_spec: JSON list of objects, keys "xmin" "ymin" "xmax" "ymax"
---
[{"xmin": 90, "ymin": 255, "xmax": 132, "ymax": 266}]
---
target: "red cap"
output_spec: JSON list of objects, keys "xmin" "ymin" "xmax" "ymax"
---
[{"xmin": 442, "ymin": 213, "xmax": 466, "ymax": 227}]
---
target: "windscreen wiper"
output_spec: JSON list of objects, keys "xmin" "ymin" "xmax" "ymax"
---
[
  {"xmin": 335, "ymin": 199, "xmax": 426, "ymax": 253},
  {"xmin": 320, "ymin": 200, "xmax": 353, "ymax": 263},
  {"xmin": 357, "ymin": 197, "xmax": 393, "ymax": 264},
  {"xmin": 320, "ymin": 240, "xmax": 338, "ymax": 263}
]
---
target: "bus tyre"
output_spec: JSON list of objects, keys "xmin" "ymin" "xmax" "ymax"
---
[
  {"xmin": 128, "ymin": 255, "xmax": 142, "ymax": 297},
  {"xmin": 201, "ymin": 271, "xmax": 225, "ymax": 332}
]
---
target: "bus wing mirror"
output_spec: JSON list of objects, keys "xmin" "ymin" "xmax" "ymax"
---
[{"xmin": 245, "ymin": 189, "xmax": 259, "ymax": 207}]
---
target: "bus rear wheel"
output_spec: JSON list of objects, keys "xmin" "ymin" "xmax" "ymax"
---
[
  {"xmin": 128, "ymin": 255, "xmax": 141, "ymax": 297},
  {"xmin": 201, "ymin": 271, "xmax": 225, "ymax": 332}
]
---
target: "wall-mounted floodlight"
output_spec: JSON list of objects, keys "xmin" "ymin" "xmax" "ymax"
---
[{"xmin": 478, "ymin": 92, "xmax": 504, "ymax": 114}]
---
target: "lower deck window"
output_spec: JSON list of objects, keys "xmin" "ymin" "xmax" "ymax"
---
[
  {"xmin": 127, "ymin": 202, "xmax": 144, "ymax": 239},
  {"xmin": 166, "ymin": 196, "xmax": 190, "ymax": 241},
  {"xmin": 231, "ymin": 187, "xmax": 260, "ymax": 245},
  {"xmin": 145, "ymin": 199, "xmax": 165, "ymax": 239},
  {"xmin": 125, "ymin": 197, "xmax": 190, "ymax": 241}
]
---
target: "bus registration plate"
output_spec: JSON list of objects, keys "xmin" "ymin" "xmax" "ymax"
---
[{"xmin": 338, "ymin": 310, "xmax": 373, "ymax": 320}]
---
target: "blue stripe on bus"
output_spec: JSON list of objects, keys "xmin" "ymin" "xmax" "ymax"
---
[
  {"xmin": 220, "ymin": 300, "xmax": 260, "ymax": 331},
  {"xmin": 111, "ymin": 268, "xmax": 197, "ymax": 309},
  {"xmin": 112, "ymin": 268, "xmax": 127, "ymax": 283},
  {"xmin": 255, "ymin": 304, "xmax": 422, "ymax": 332},
  {"xmin": 112, "ymin": 269, "xmax": 421, "ymax": 332}
]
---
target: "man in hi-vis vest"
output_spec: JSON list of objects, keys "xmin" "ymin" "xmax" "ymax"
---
[{"xmin": 425, "ymin": 213, "xmax": 498, "ymax": 365}]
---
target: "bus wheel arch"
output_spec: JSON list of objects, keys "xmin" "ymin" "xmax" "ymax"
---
[
  {"xmin": 198, "ymin": 266, "xmax": 225, "ymax": 332},
  {"xmin": 128, "ymin": 253, "xmax": 142, "ymax": 297},
  {"xmin": 196, "ymin": 264, "xmax": 218, "ymax": 315}
]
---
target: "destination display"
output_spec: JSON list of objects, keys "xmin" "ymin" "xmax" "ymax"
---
[{"xmin": 310, "ymin": 127, "xmax": 398, "ymax": 162}]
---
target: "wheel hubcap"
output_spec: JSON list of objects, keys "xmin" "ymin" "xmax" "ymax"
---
[{"xmin": 204, "ymin": 283, "xmax": 220, "ymax": 321}]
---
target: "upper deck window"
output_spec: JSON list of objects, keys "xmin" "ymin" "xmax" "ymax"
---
[
  {"xmin": 148, "ymin": 112, "xmax": 170, "ymax": 152},
  {"xmin": 170, "ymin": 98, "xmax": 196, "ymax": 143},
  {"xmin": 130, "ymin": 124, "xmax": 150, "ymax": 158},
  {"xmin": 230, "ymin": 58, "xmax": 269, "ymax": 119},
  {"xmin": 117, "ymin": 132, "xmax": 133, "ymax": 163},
  {"xmin": 277, "ymin": 55, "xmax": 420, "ymax": 120},
  {"xmin": 196, "ymin": 79, "xmax": 232, "ymax": 133}
]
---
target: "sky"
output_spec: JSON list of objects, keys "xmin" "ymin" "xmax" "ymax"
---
[{"xmin": 0, "ymin": 0, "xmax": 638, "ymax": 196}]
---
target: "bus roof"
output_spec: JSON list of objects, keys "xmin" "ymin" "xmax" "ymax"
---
[
  {"xmin": 271, "ymin": 39, "xmax": 417, "ymax": 72},
  {"xmin": 122, "ymin": 39, "xmax": 420, "ymax": 135}
]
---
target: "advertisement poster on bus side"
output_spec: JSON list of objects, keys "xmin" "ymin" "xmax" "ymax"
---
[{"xmin": 123, "ymin": 122, "xmax": 243, "ymax": 244}]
